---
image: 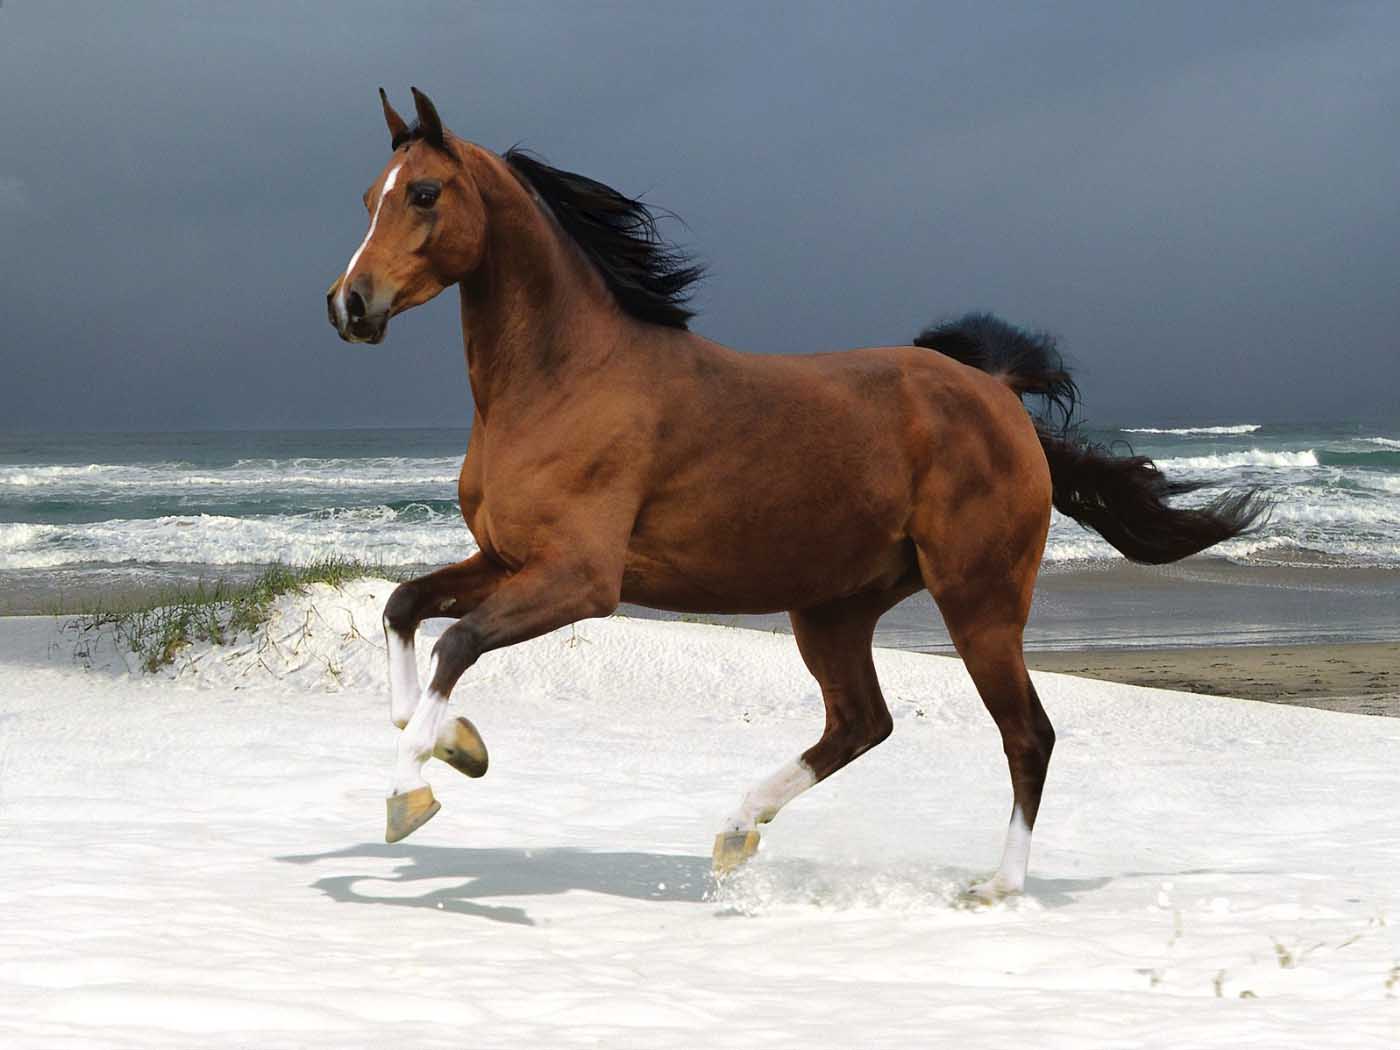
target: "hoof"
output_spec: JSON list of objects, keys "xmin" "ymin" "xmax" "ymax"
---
[
  {"xmin": 712, "ymin": 830, "xmax": 761, "ymax": 874},
  {"xmin": 963, "ymin": 875, "xmax": 1022, "ymax": 904},
  {"xmin": 434, "ymin": 716, "xmax": 489, "ymax": 778},
  {"xmin": 385, "ymin": 785, "xmax": 441, "ymax": 843}
]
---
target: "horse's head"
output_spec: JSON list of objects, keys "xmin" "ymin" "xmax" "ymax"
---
[{"xmin": 327, "ymin": 88, "xmax": 486, "ymax": 344}]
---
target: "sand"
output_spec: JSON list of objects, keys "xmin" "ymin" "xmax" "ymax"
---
[
  {"xmin": 1, "ymin": 579, "xmax": 1398, "ymax": 1047},
  {"xmin": 1028, "ymin": 641, "xmax": 1400, "ymax": 717}
]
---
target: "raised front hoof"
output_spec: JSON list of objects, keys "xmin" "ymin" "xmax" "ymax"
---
[
  {"xmin": 385, "ymin": 785, "xmax": 441, "ymax": 843},
  {"xmin": 712, "ymin": 830, "xmax": 761, "ymax": 875},
  {"xmin": 434, "ymin": 716, "xmax": 489, "ymax": 779}
]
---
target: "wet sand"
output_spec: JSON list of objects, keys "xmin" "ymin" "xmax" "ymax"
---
[{"xmin": 1028, "ymin": 641, "xmax": 1400, "ymax": 717}]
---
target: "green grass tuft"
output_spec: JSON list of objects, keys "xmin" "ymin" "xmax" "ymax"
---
[{"xmin": 74, "ymin": 557, "xmax": 399, "ymax": 673}]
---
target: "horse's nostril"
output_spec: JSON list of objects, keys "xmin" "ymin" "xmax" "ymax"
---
[{"xmin": 346, "ymin": 289, "xmax": 367, "ymax": 321}]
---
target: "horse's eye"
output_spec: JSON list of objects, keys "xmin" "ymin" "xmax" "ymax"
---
[{"xmin": 409, "ymin": 182, "xmax": 441, "ymax": 208}]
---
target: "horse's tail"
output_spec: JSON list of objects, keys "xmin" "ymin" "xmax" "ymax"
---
[{"xmin": 913, "ymin": 313, "xmax": 1269, "ymax": 565}]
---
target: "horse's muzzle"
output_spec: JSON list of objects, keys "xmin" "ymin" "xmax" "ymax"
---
[
  {"xmin": 339, "ymin": 313, "xmax": 389, "ymax": 344},
  {"xmin": 327, "ymin": 278, "xmax": 390, "ymax": 344}
]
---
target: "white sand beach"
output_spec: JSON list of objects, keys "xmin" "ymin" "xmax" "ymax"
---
[{"xmin": 1, "ymin": 579, "xmax": 1397, "ymax": 1048}]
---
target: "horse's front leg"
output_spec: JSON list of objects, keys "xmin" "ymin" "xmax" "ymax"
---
[
  {"xmin": 385, "ymin": 554, "xmax": 621, "ymax": 842},
  {"xmin": 382, "ymin": 554, "xmax": 506, "ymax": 729}
]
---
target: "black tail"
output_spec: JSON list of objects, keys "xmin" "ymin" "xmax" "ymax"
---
[{"xmin": 914, "ymin": 313, "xmax": 1269, "ymax": 565}]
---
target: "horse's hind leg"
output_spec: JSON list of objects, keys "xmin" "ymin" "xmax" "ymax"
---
[
  {"xmin": 922, "ymin": 552, "xmax": 1054, "ymax": 899},
  {"xmin": 714, "ymin": 588, "xmax": 906, "ymax": 872}
]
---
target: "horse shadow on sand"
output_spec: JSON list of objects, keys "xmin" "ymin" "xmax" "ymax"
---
[
  {"xmin": 274, "ymin": 842, "xmax": 1163, "ymax": 926},
  {"xmin": 275, "ymin": 843, "xmax": 716, "ymax": 926}
]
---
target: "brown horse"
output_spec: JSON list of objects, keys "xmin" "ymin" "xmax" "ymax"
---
[{"xmin": 326, "ymin": 89, "xmax": 1262, "ymax": 898}]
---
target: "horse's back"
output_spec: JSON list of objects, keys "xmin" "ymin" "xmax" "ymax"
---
[{"xmin": 612, "ymin": 338, "xmax": 1049, "ymax": 613}]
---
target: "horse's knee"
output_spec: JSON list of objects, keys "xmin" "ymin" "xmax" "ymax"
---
[{"xmin": 384, "ymin": 580, "xmax": 422, "ymax": 636}]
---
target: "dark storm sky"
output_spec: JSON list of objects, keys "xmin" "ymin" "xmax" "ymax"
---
[{"xmin": 2, "ymin": 1, "xmax": 1397, "ymax": 431}]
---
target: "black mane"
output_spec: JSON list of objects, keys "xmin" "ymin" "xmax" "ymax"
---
[{"xmin": 503, "ymin": 148, "xmax": 704, "ymax": 329}]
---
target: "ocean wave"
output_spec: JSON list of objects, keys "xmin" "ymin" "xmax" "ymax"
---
[
  {"xmin": 1267, "ymin": 499, "xmax": 1400, "ymax": 528},
  {"xmin": 0, "ymin": 506, "xmax": 477, "ymax": 570},
  {"xmin": 1043, "ymin": 530, "xmax": 1400, "ymax": 567},
  {"xmin": 1155, "ymin": 449, "xmax": 1318, "ymax": 471},
  {"xmin": 1360, "ymin": 437, "xmax": 1400, "ymax": 449},
  {"xmin": 0, "ymin": 456, "xmax": 462, "ymax": 490},
  {"xmin": 1360, "ymin": 475, "xmax": 1400, "ymax": 495},
  {"xmin": 8, "ymin": 500, "xmax": 1400, "ymax": 571},
  {"xmin": 1120, "ymin": 424, "xmax": 1261, "ymax": 435},
  {"xmin": 1316, "ymin": 448, "xmax": 1400, "ymax": 470},
  {"xmin": 1045, "ymin": 488, "xmax": 1400, "ymax": 565}
]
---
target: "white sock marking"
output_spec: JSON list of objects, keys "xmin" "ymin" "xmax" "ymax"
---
[
  {"xmin": 999, "ymin": 804, "xmax": 1033, "ymax": 885},
  {"xmin": 974, "ymin": 804, "xmax": 1034, "ymax": 898},
  {"xmin": 724, "ymin": 758, "xmax": 817, "ymax": 832},
  {"xmin": 391, "ymin": 653, "xmax": 450, "ymax": 796},
  {"xmin": 384, "ymin": 617, "xmax": 419, "ymax": 729},
  {"xmin": 337, "ymin": 160, "xmax": 403, "ymax": 325}
]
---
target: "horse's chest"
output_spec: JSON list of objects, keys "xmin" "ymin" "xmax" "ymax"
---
[
  {"xmin": 456, "ymin": 459, "xmax": 491, "ymax": 551},
  {"xmin": 457, "ymin": 478, "xmax": 534, "ymax": 571}
]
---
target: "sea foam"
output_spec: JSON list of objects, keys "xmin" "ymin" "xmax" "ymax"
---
[
  {"xmin": 0, "ymin": 508, "xmax": 477, "ymax": 570},
  {"xmin": 1156, "ymin": 449, "xmax": 1319, "ymax": 471},
  {"xmin": 0, "ymin": 457, "xmax": 462, "ymax": 490},
  {"xmin": 1121, "ymin": 424, "xmax": 1261, "ymax": 435}
]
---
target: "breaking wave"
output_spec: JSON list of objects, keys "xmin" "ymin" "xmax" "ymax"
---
[
  {"xmin": 1155, "ymin": 449, "xmax": 1319, "ymax": 471},
  {"xmin": 0, "ymin": 505, "xmax": 477, "ymax": 570},
  {"xmin": 1317, "ymin": 449, "xmax": 1400, "ymax": 470},
  {"xmin": 0, "ymin": 457, "xmax": 462, "ymax": 491},
  {"xmin": 1120, "ymin": 424, "xmax": 1262, "ymax": 435},
  {"xmin": 5, "ymin": 424, "xmax": 1400, "ymax": 574}
]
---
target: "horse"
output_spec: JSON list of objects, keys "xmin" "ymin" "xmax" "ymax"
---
[{"xmin": 326, "ymin": 88, "xmax": 1264, "ymax": 898}]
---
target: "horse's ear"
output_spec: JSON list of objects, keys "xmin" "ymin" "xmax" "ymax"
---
[
  {"xmin": 379, "ymin": 87, "xmax": 409, "ymax": 149},
  {"xmin": 410, "ymin": 86, "xmax": 446, "ymax": 148}
]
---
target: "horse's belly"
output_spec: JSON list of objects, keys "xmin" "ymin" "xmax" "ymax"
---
[{"xmin": 620, "ymin": 502, "xmax": 913, "ymax": 614}]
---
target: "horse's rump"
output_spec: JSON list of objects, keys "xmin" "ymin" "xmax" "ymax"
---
[{"xmin": 916, "ymin": 313, "xmax": 1268, "ymax": 564}]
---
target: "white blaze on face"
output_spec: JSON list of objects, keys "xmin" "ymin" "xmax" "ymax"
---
[{"xmin": 336, "ymin": 159, "xmax": 405, "ymax": 327}]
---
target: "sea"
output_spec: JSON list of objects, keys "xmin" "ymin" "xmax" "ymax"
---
[{"xmin": 3, "ymin": 423, "xmax": 1399, "ymax": 650}]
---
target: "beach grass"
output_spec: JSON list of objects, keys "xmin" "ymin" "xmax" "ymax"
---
[{"xmin": 73, "ymin": 557, "xmax": 400, "ymax": 672}]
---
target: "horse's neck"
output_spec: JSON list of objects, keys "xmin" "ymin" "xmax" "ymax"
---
[{"xmin": 457, "ymin": 155, "xmax": 623, "ymax": 419}]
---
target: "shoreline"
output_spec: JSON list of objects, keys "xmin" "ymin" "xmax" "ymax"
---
[
  {"xmin": 1026, "ymin": 641, "xmax": 1399, "ymax": 717},
  {"xmin": 6, "ymin": 559, "xmax": 1397, "ymax": 718}
]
